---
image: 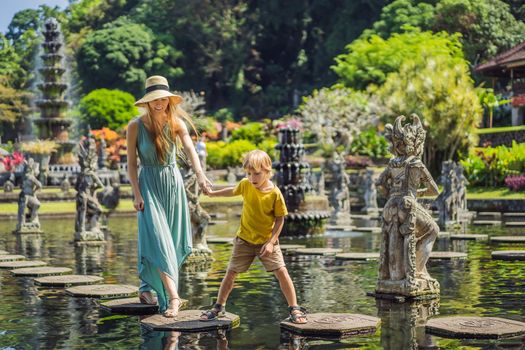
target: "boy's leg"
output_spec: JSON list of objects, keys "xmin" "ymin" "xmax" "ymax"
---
[
  {"xmin": 216, "ymin": 269, "xmax": 238, "ymax": 305},
  {"xmin": 274, "ymin": 267, "xmax": 307, "ymax": 323}
]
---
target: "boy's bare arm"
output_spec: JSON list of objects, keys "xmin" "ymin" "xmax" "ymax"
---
[
  {"xmin": 260, "ymin": 216, "xmax": 285, "ymax": 257},
  {"xmin": 208, "ymin": 187, "xmax": 236, "ymax": 197}
]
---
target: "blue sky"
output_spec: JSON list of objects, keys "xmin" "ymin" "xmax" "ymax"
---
[{"xmin": 1, "ymin": 0, "xmax": 68, "ymax": 34}]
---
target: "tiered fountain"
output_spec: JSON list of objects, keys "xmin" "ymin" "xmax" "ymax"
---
[
  {"xmin": 274, "ymin": 127, "xmax": 330, "ymax": 236},
  {"xmin": 34, "ymin": 18, "xmax": 72, "ymax": 148}
]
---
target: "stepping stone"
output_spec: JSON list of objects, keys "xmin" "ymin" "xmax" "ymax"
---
[
  {"xmin": 353, "ymin": 227, "xmax": 381, "ymax": 233},
  {"xmin": 450, "ymin": 234, "xmax": 488, "ymax": 241},
  {"xmin": 326, "ymin": 225, "xmax": 354, "ymax": 231},
  {"xmin": 490, "ymin": 236, "xmax": 525, "ymax": 243},
  {"xmin": 100, "ymin": 297, "xmax": 188, "ymax": 315},
  {"xmin": 429, "ymin": 252, "xmax": 467, "ymax": 260},
  {"xmin": 472, "ymin": 220, "xmax": 501, "ymax": 226},
  {"xmin": 208, "ymin": 220, "xmax": 228, "ymax": 225},
  {"xmin": 279, "ymin": 244, "xmax": 306, "ymax": 251},
  {"xmin": 66, "ymin": 284, "xmax": 137, "ymax": 299},
  {"xmin": 505, "ymin": 222, "xmax": 525, "ymax": 227},
  {"xmin": 280, "ymin": 313, "xmax": 380, "ymax": 338},
  {"xmin": 0, "ymin": 260, "xmax": 47, "ymax": 269},
  {"xmin": 11, "ymin": 266, "xmax": 72, "ymax": 277},
  {"xmin": 491, "ymin": 250, "xmax": 525, "ymax": 261},
  {"xmin": 438, "ymin": 231, "xmax": 451, "ymax": 238},
  {"xmin": 477, "ymin": 212, "xmax": 502, "ymax": 218},
  {"xmin": 0, "ymin": 254, "xmax": 25, "ymax": 262},
  {"xmin": 335, "ymin": 253, "xmax": 379, "ymax": 261},
  {"xmin": 426, "ymin": 316, "xmax": 525, "ymax": 339},
  {"xmin": 206, "ymin": 236, "xmax": 234, "ymax": 244},
  {"xmin": 141, "ymin": 309, "xmax": 240, "ymax": 331},
  {"xmin": 34, "ymin": 275, "xmax": 104, "ymax": 287},
  {"xmin": 503, "ymin": 212, "xmax": 525, "ymax": 219},
  {"xmin": 293, "ymin": 248, "xmax": 343, "ymax": 256},
  {"xmin": 0, "ymin": 250, "xmax": 9, "ymax": 255}
]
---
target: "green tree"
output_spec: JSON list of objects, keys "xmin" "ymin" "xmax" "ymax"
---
[
  {"xmin": 333, "ymin": 27, "xmax": 463, "ymax": 90},
  {"xmin": 377, "ymin": 51, "xmax": 482, "ymax": 172},
  {"xmin": 78, "ymin": 88, "xmax": 138, "ymax": 130},
  {"xmin": 66, "ymin": 0, "xmax": 141, "ymax": 33},
  {"xmin": 0, "ymin": 76, "xmax": 32, "ymax": 141},
  {"xmin": 76, "ymin": 18, "xmax": 182, "ymax": 96},
  {"xmin": 0, "ymin": 35, "xmax": 23, "ymax": 83}
]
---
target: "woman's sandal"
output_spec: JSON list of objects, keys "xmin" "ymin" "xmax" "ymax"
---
[
  {"xmin": 163, "ymin": 297, "xmax": 182, "ymax": 318},
  {"xmin": 288, "ymin": 306, "xmax": 308, "ymax": 324},
  {"xmin": 138, "ymin": 292, "xmax": 158, "ymax": 305},
  {"xmin": 200, "ymin": 303, "xmax": 226, "ymax": 322}
]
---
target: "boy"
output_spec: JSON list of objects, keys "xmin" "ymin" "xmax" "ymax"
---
[{"xmin": 200, "ymin": 150, "xmax": 307, "ymax": 324}]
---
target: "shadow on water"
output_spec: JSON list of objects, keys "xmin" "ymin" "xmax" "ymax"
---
[{"xmin": 0, "ymin": 218, "xmax": 525, "ymax": 348}]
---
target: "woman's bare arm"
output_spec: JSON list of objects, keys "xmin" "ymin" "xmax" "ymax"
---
[
  {"xmin": 178, "ymin": 121, "xmax": 212, "ymax": 193},
  {"xmin": 126, "ymin": 119, "xmax": 143, "ymax": 210}
]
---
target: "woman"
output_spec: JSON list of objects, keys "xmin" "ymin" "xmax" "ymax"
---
[{"xmin": 127, "ymin": 75, "xmax": 212, "ymax": 317}]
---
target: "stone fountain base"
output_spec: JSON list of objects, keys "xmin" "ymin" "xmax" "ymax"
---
[
  {"xmin": 281, "ymin": 195, "xmax": 331, "ymax": 236},
  {"xmin": 373, "ymin": 277, "xmax": 440, "ymax": 301}
]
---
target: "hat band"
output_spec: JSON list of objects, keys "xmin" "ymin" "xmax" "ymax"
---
[{"xmin": 145, "ymin": 84, "xmax": 170, "ymax": 93}]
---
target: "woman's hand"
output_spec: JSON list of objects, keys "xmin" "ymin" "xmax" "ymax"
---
[
  {"xmin": 133, "ymin": 193, "xmax": 145, "ymax": 211},
  {"xmin": 197, "ymin": 173, "xmax": 213, "ymax": 195}
]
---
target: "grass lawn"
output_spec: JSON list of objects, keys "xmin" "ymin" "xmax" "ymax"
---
[
  {"xmin": 466, "ymin": 187, "xmax": 525, "ymax": 200},
  {"xmin": 474, "ymin": 125, "xmax": 525, "ymax": 134},
  {"xmin": 0, "ymin": 195, "xmax": 242, "ymax": 214}
]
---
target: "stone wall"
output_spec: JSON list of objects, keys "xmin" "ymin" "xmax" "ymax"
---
[{"xmin": 478, "ymin": 129, "xmax": 525, "ymax": 147}]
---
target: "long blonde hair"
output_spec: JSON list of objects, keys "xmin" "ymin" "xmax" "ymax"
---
[{"xmin": 145, "ymin": 102, "xmax": 196, "ymax": 164}]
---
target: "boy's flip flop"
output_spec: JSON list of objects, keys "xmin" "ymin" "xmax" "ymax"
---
[{"xmin": 199, "ymin": 304, "xmax": 226, "ymax": 322}]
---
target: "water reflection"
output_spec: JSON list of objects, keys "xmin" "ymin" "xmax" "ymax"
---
[
  {"xmin": 15, "ymin": 232, "xmax": 43, "ymax": 258},
  {"xmin": 140, "ymin": 328, "xmax": 230, "ymax": 350},
  {"xmin": 74, "ymin": 242, "xmax": 106, "ymax": 274}
]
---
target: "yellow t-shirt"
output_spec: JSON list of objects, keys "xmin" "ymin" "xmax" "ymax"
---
[{"xmin": 233, "ymin": 178, "xmax": 288, "ymax": 244}]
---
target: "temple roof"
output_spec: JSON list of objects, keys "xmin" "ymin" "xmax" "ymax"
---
[{"xmin": 475, "ymin": 41, "xmax": 525, "ymax": 77}]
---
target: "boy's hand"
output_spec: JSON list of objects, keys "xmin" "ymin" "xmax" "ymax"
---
[{"xmin": 259, "ymin": 241, "xmax": 274, "ymax": 257}]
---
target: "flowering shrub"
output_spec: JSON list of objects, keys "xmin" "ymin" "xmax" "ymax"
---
[
  {"xmin": 1, "ymin": 151, "xmax": 24, "ymax": 171},
  {"xmin": 505, "ymin": 175, "xmax": 525, "ymax": 192}
]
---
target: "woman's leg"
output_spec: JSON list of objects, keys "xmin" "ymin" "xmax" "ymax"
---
[{"xmin": 159, "ymin": 270, "xmax": 181, "ymax": 317}]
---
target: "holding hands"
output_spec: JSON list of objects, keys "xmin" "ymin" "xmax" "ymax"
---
[{"xmin": 197, "ymin": 172, "xmax": 213, "ymax": 195}]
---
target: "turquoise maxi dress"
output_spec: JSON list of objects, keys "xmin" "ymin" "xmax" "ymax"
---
[{"xmin": 136, "ymin": 118, "xmax": 192, "ymax": 313}]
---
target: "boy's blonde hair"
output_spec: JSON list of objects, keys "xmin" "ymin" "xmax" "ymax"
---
[{"xmin": 243, "ymin": 150, "xmax": 273, "ymax": 174}]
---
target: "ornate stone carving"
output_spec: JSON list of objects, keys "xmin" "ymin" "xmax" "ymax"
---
[
  {"xmin": 436, "ymin": 161, "xmax": 469, "ymax": 229},
  {"xmin": 362, "ymin": 169, "xmax": 379, "ymax": 214},
  {"xmin": 375, "ymin": 115, "xmax": 440, "ymax": 298},
  {"xmin": 75, "ymin": 135, "xmax": 105, "ymax": 241},
  {"xmin": 181, "ymin": 167, "xmax": 212, "ymax": 261},
  {"xmin": 15, "ymin": 158, "xmax": 43, "ymax": 233},
  {"xmin": 324, "ymin": 152, "xmax": 351, "ymax": 224}
]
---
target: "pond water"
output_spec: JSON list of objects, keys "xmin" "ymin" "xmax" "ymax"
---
[{"xmin": 0, "ymin": 217, "xmax": 524, "ymax": 349}]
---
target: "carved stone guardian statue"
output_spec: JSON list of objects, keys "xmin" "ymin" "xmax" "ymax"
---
[
  {"xmin": 75, "ymin": 136, "xmax": 105, "ymax": 241},
  {"xmin": 362, "ymin": 169, "xmax": 379, "ymax": 214},
  {"xmin": 436, "ymin": 161, "xmax": 469, "ymax": 229},
  {"xmin": 375, "ymin": 115, "xmax": 440, "ymax": 299},
  {"xmin": 15, "ymin": 158, "xmax": 43, "ymax": 234},
  {"xmin": 325, "ymin": 152, "xmax": 351, "ymax": 224}
]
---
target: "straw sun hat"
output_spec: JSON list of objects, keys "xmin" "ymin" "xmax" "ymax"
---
[{"xmin": 134, "ymin": 75, "xmax": 183, "ymax": 107}]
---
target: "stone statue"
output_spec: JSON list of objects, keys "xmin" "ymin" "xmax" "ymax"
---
[
  {"xmin": 181, "ymin": 166, "xmax": 212, "ymax": 260},
  {"xmin": 325, "ymin": 152, "xmax": 351, "ymax": 224},
  {"xmin": 75, "ymin": 135, "xmax": 105, "ymax": 241},
  {"xmin": 60, "ymin": 174, "xmax": 71, "ymax": 193},
  {"xmin": 15, "ymin": 158, "xmax": 43, "ymax": 233},
  {"xmin": 362, "ymin": 169, "xmax": 379, "ymax": 214},
  {"xmin": 98, "ymin": 136, "xmax": 107, "ymax": 170},
  {"xmin": 375, "ymin": 115, "xmax": 440, "ymax": 298},
  {"xmin": 436, "ymin": 161, "xmax": 469, "ymax": 229},
  {"xmin": 3, "ymin": 172, "xmax": 15, "ymax": 193}
]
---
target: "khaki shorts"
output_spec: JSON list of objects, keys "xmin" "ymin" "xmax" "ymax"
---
[{"xmin": 227, "ymin": 236, "xmax": 286, "ymax": 273}]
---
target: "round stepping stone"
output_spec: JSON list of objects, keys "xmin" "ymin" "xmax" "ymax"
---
[
  {"xmin": 140, "ymin": 309, "xmax": 240, "ymax": 331},
  {"xmin": 429, "ymin": 252, "xmax": 467, "ymax": 260},
  {"xmin": 10, "ymin": 266, "xmax": 72, "ymax": 277},
  {"xmin": 426, "ymin": 316, "xmax": 525, "ymax": 339},
  {"xmin": 293, "ymin": 248, "xmax": 343, "ymax": 256},
  {"xmin": 0, "ymin": 254, "xmax": 25, "ymax": 262},
  {"xmin": 206, "ymin": 236, "xmax": 234, "ymax": 244},
  {"xmin": 100, "ymin": 297, "xmax": 188, "ymax": 315},
  {"xmin": 326, "ymin": 225, "xmax": 354, "ymax": 231},
  {"xmin": 490, "ymin": 236, "xmax": 525, "ymax": 243},
  {"xmin": 0, "ymin": 260, "xmax": 47, "ymax": 269},
  {"xmin": 281, "ymin": 313, "xmax": 380, "ymax": 338},
  {"xmin": 66, "ymin": 284, "xmax": 137, "ymax": 299},
  {"xmin": 34, "ymin": 275, "xmax": 104, "ymax": 287},
  {"xmin": 472, "ymin": 220, "xmax": 501, "ymax": 226},
  {"xmin": 335, "ymin": 253, "xmax": 379, "ymax": 261},
  {"xmin": 279, "ymin": 244, "xmax": 306, "ymax": 251},
  {"xmin": 437, "ymin": 231, "xmax": 451, "ymax": 238},
  {"xmin": 450, "ymin": 234, "xmax": 488, "ymax": 241},
  {"xmin": 353, "ymin": 227, "xmax": 381, "ymax": 233},
  {"xmin": 505, "ymin": 222, "xmax": 525, "ymax": 227},
  {"xmin": 0, "ymin": 250, "xmax": 9, "ymax": 255},
  {"xmin": 491, "ymin": 250, "xmax": 525, "ymax": 261}
]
